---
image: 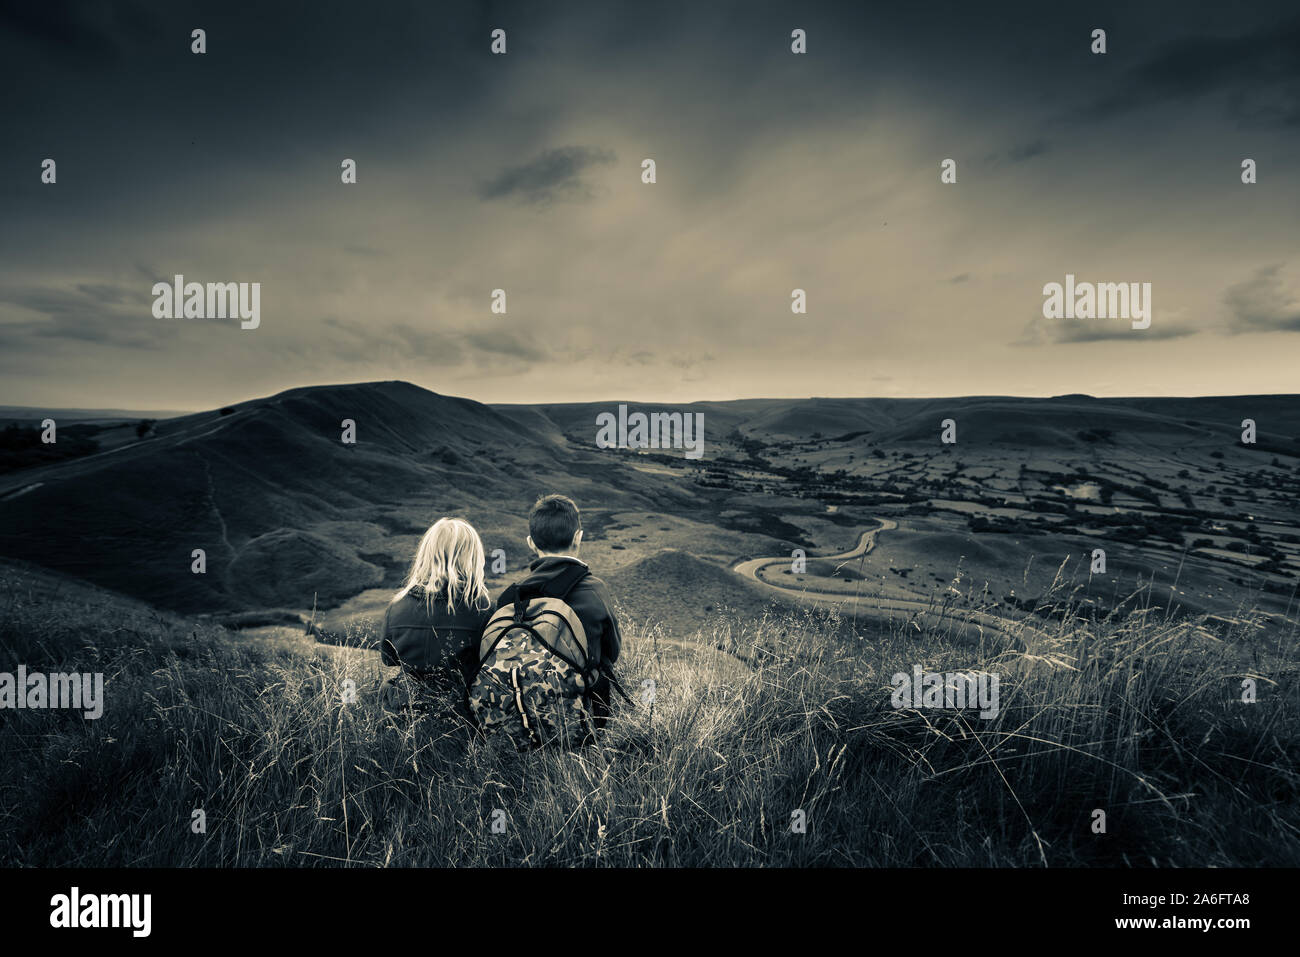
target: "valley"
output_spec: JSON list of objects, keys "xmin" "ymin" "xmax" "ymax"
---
[{"xmin": 1, "ymin": 384, "xmax": 1297, "ymax": 648}]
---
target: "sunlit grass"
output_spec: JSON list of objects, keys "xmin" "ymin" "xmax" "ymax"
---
[{"xmin": 1, "ymin": 561, "xmax": 1296, "ymax": 867}]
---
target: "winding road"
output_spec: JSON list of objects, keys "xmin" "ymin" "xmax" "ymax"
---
[{"xmin": 732, "ymin": 518, "xmax": 1042, "ymax": 642}]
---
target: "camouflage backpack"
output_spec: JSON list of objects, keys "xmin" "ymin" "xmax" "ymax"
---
[{"xmin": 469, "ymin": 565, "xmax": 599, "ymax": 749}]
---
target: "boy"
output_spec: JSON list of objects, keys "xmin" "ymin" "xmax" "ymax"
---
[{"xmin": 494, "ymin": 494, "xmax": 623, "ymax": 724}]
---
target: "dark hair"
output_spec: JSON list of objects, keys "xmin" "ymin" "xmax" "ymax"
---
[{"xmin": 529, "ymin": 494, "xmax": 581, "ymax": 551}]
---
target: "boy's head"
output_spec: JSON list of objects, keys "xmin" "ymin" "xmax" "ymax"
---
[{"xmin": 527, "ymin": 494, "xmax": 583, "ymax": 556}]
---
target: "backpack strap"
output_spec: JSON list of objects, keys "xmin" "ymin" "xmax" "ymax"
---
[
  {"xmin": 531, "ymin": 563, "xmax": 629, "ymax": 711},
  {"xmin": 538, "ymin": 563, "xmax": 625, "ymax": 698},
  {"xmin": 605, "ymin": 669, "xmax": 633, "ymax": 704},
  {"xmin": 552, "ymin": 564, "xmax": 600, "ymax": 673}
]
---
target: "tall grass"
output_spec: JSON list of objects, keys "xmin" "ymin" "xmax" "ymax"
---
[{"xmin": 1, "ymin": 561, "xmax": 1297, "ymax": 866}]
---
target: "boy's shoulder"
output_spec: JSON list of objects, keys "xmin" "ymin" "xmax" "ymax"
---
[
  {"xmin": 572, "ymin": 570, "xmax": 609, "ymax": 591},
  {"xmin": 579, "ymin": 568, "xmax": 610, "ymax": 587},
  {"xmin": 569, "ymin": 570, "xmax": 616, "ymax": 612}
]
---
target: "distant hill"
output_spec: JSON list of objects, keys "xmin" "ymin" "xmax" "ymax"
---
[
  {"xmin": 0, "ymin": 381, "xmax": 685, "ymax": 613},
  {"xmin": 0, "ymin": 405, "xmax": 194, "ymax": 423},
  {"xmin": 3, "ymin": 384, "xmax": 1297, "ymax": 618},
  {"xmin": 499, "ymin": 394, "xmax": 1300, "ymax": 450},
  {"xmin": 491, "ymin": 399, "xmax": 778, "ymax": 444},
  {"xmin": 867, "ymin": 396, "xmax": 1300, "ymax": 451},
  {"xmin": 873, "ymin": 399, "xmax": 1202, "ymax": 449}
]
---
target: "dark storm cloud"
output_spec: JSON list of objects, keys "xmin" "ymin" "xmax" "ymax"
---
[
  {"xmin": 1083, "ymin": 17, "xmax": 1300, "ymax": 127},
  {"xmin": 461, "ymin": 330, "xmax": 550, "ymax": 362},
  {"xmin": 670, "ymin": 353, "xmax": 715, "ymax": 368},
  {"xmin": 608, "ymin": 348, "xmax": 712, "ymax": 370},
  {"xmin": 303, "ymin": 318, "xmax": 464, "ymax": 366},
  {"xmin": 1006, "ymin": 140, "xmax": 1050, "ymax": 163},
  {"xmin": 0, "ymin": 282, "xmax": 161, "ymax": 350},
  {"xmin": 298, "ymin": 319, "xmax": 549, "ymax": 368},
  {"xmin": 0, "ymin": 0, "xmax": 141, "ymax": 63},
  {"xmin": 978, "ymin": 140, "xmax": 1051, "ymax": 172},
  {"xmin": 1223, "ymin": 265, "xmax": 1300, "ymax": 333},
  {"xmin": 1053, "ymin": 323, "xmax": 1196, "ymax": 344},
  {"xmin": 0, "ymin": 0, "xmax": 499, "ymax": 227},
  {"xmin": 1015, "ymin": 317, "xmax": 1196, "ymax": 346},
  {"xmin": 74, "ymin": 282, "xmax": 131, "ymax": 304},
  {"xmin": 477, "ymin": 146, "xmax": 617, "ymax": 205}
]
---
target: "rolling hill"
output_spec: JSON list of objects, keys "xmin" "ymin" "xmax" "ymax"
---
[
  {"xmin": 604, "ymin": 548, "xmax": 791, "ymax": 631},
  {"xmin": 502, "ymin": 394, "xmax": 1300, "ymax": 453},
  {"xmin": 866, "ymin": 395, "xmax": 1300, "ymax": 451},
  {"xmin": 2, "ymin": 385, "xmax": 1297, "ymax": 630},
  {"xmin": 0, "ymin": 381, "xmax": 691, "ymax": 612}
]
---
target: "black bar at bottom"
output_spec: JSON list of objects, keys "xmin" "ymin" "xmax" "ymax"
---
[{"xmin": 0, "ymin": 867, "xmax": 1278, "ymax": 943}]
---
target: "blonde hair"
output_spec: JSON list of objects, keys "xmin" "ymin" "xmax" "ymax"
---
[{"xmin": 392, "ymin": 517, "xmax": 490, "ymax": 613}]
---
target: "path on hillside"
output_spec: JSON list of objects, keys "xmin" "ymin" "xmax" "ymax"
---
[
  {"xmin": 0, "ymin": 408, "xmax": 253, "ymax": 497},
  {"xmin": 734, "ymin": 521, "xmax": 892, "ymax": 583},
  {"xmin": 733, "ymin": 519, "xmax": 1043, "ymax": 641}
]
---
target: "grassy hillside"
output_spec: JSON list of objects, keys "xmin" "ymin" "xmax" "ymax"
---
[
  {"xmin": 604, "ymin": 548, "xmax": 795, "ymax": 632},
  {"xmin": 2, "ymin": 558, "xmax": 1297, "ymax": 867},
  {"xmin": 0, "ymin": 382, "xmax": 693, "ymax": 613},
  {"xmin": 502, "ymin": 394, "xmax": 1300, "ymax": 448},
  {"xmin": 4, "ymin": 387, "xmax": 1297, "ymax": 623},
  {"xmin": 875, "ymin": 399, "xmax": 1277, "ymax": 450}
]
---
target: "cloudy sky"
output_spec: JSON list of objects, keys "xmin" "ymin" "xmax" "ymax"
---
[{"xmin": 1, "ymin": 0, "xmax": 1298, "ymax": 410}]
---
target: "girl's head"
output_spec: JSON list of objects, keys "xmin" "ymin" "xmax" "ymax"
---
[{"xmin": 393, "ymin": 517, "xmax": 489, "ymax": 612}]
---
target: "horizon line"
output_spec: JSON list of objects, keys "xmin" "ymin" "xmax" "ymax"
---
[{"xmin": 3, "ymin": 378, "xmax": 1300, "ymax": 418}]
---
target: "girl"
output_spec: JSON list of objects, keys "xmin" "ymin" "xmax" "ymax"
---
[{"xmin": 380, "ymin": 517, "xmax": 494, "ymax": 715}]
